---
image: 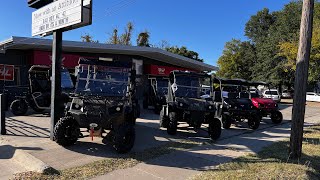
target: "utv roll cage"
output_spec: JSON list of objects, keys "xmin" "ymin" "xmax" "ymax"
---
[
  {"xmin": 161, "ymin": 70, "xmax": 222, "ymax": 140},
  {"xmin": 168, "ymin": 71, "xmax": 212, "ymax": 100},
  {"xmin": 212, "ymin": 78, "xmax": 261, "ymax": 130}
]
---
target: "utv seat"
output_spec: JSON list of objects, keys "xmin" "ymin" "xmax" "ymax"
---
[
  {"xmin": 239, "ymin": 92, "xmax": 250, "ymax": 99},
  {"xmin": 227, "ymin": 92, "xmax": 238, "ymax": 99},
  {"xmin": 213, "ymin": 91, "xmax": 223, "ymax": 117},
  {"xmin": 213, "ymin": 91, "xmax": 222, "ymax": 102}
]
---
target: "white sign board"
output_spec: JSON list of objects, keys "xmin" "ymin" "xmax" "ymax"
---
[{"xmin": 32, "ymin": 0, "xmax": 85, "ymax": 36}]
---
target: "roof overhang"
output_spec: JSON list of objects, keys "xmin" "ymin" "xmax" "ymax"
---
[{"xmin": 0, "ymin": 36, "xmax": 218, "ymax": 72}]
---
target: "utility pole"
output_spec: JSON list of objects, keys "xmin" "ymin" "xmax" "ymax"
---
[{"xmin": 290, "ymin": 0, "xmax": 314, "ymax": 158}]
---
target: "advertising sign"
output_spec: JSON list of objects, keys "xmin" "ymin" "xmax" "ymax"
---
[
  {"xmin": 146, "ymin": 65, "xmax": 196, "ymax": 76},
  {"xmin": 32, "ymin": 0, "xmax": 92, "ymax": 36},
  {"xmin": 0, "ymin": 65, "xmax": 14, "ymax": 81},
  {"xmin": 32, "ymin": 50, "xmax": 94, "ymax": 68}
]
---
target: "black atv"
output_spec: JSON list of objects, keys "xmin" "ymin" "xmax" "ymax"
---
[
  {"xmin": 54, "ymin": 58, "xmax": 138, "ymax": 153},
  {"xmin": 160, "ymin": 71, "xmax": 221, "ymax": 140},
  {"xmin": 143, "ymin": 77, "xmax": 168, "ymax": 114},
  {"xmin": 213, "ymin": 78, "xmax": 261, "ymax": 130},
  {"xmin": 9, "ymin": 65, "xmax": 73, "ymax": 116}
]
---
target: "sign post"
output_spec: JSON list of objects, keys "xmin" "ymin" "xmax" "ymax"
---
[
  {"xmin": 50, "ymin": 30, "xmax": 63, "ymax": 140},
  {"xmin": 30, "ymin": 0, "xmax": 92, "ymax": 141},
  {"xmin": 0, "ymin": 94, "xmax": 7, "ymax": 135}
]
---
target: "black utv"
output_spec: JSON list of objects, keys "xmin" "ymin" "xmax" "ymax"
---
[
  {"xmin": 9, "ymin": 65, "xmax": 73, "ymax": 116},
  {"xmin": 143, "ymin": 77, "xmax": 168, "ymax": 114},
  {"xmin": 213, "ymin": 78, "xmax": 261, "ymax": 130},
  {"xmin": 54, "ymin": 58, "xmax": 138, "ymax": 153},
  {"xmin": 160, "ymin": 71, "xmax": 221, "ymax": 140}
]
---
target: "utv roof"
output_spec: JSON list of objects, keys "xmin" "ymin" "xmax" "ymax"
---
[
  {"xmin": 28, "ymin": 65, "xmax": 51, "ymax": 72},
  {"xmin": 213, "ymin": 78, "xmax": 249, "ymax": 86},
  {"xmin": 78, "ymin": 58, "xmax": 131, "ymax": 68},
  {"xmin": 248, "ymin": 81, "xmax": 269, "ymax": 86},
  {"xmin": 170, "ymin": 70, "xmax": 211, "ymax": 78}
]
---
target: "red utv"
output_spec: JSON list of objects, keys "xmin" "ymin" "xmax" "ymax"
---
[{"xmin": 249, "ymin": 81, "xmax": 283, "ymax": 124}]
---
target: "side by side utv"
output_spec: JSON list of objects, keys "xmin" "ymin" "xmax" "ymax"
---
[
  {"xmin": 160, "ymin": 71, "xmax": 221, "ymax": 140},
  {"xmin": 249, "ymin": 81, "xmax": 283, "ymax": 124},
  {"xmin": 54, "ymin": 58, "xmax": 138, "ymax": 153},
  {"xmin": 9, "ymin": 65, "xmax": 73, "ymax": 116},
  {"xmin": 143, "ymin": 77, "xmax": 168, "ymax": 114},
  {"xmin": 213, "ymin": 78, "xmax": 261, "ymax": 130}
]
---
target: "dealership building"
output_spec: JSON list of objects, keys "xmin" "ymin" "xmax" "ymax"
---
[{"xmin": 0, "ymin": 36, "xmax": 217, "ymax": 98}]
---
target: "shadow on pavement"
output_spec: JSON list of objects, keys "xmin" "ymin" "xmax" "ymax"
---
[
  {"xmin": 140, "ymin": 124, "xmax": 293, "ymax": 171},
  {"xmin": 4, "ymin": 117, "xmax": 50, "ymax": 138},
  {"xmin": 0, "ymin": 144, "xmax": 42, "ymax": 159}
]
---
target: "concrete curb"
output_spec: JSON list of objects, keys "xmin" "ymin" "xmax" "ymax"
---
[
  {"xmin": 0, "ymin": 141, "xmax": 52, "ymax": 173},
  {"xmin": 12, "ymin": 149, "xmax": 52, "ymax": 173}
]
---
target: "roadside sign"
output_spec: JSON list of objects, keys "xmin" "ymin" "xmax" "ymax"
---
[
  {"xmin": 32, "ymin": 0, "xmax": 92, "ymax": 36},
  {"xmin": 0, "ymin": 65, "xmax": 14, "ymax": 81}
]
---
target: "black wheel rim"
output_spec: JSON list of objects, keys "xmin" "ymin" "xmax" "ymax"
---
[
  {"xmin": 65, "ymin": 122, "xmax": 79, "ymax": 140},
  {"xmin": 15, "ymin": 102, "xmax": 27, "ymax": 114},
  {"xmin": 123, "ymin": 130, "xmax": 133, "ymax": 145}
]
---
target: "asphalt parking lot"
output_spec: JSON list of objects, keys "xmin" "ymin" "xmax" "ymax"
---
[{"xmin": 0, "ymin": 102, "xmax": 319, "ymax": 179}]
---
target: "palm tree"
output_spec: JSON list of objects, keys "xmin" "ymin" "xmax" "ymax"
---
[{"xmin": 137, "ymin": 31, "xmax": 150, "ymax": 47}]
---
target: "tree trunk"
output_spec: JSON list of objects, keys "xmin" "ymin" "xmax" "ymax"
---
[{"xmin": 290, "ymin": 0, "xmax": 314, "ymax": 159}]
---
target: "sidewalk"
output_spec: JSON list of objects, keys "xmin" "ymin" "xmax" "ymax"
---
[
  {"xmin": 0, "ymin": 104, "xmax": 319, "ymax": 179},
  {"xmin": 93, "ymin": 112, "xmax": 320, "ymax": 180}
]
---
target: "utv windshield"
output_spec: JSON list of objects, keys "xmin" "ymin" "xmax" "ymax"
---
[
  {"xmin": 173, "ymin": 75, "xmax": 210, "ymax": 98},
  {"xmin": 61, "ymin": 69, "xmax": 74, "ymax": 89},
  {"xmin": 75, "ymin": 65, "xmax": 129, "ymax": 96},
  {"xmin": 156, "ymin": 78, "xmax": 168, "ymax": 96}
]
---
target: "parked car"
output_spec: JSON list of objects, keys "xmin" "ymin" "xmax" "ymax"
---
[
  {"xmin": 281, "ymin": 90, "xmax": 292, "ymax": 99},
  {"xmin": 306, "ymin": 92, "xmax": 320, "ymax": 102},
  {"xmin": 263, "ymin": 89, "xmax": 281, "ymax": 103}
]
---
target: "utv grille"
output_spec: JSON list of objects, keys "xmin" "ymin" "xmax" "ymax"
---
[{"xmin": 108, "ymin": 105, "xmax": 123, "ymax": 115}]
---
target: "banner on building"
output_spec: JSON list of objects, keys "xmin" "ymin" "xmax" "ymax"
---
[
  {"xmin": 0, "ymin": 64, "xmax": 14, "ymax": 81},
  {"xmin": 145, "ymin": 65, "xmax": 196, "ymax": 76}
]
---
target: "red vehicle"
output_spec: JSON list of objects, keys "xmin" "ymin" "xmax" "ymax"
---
[{"xmin": 249, "ymin": 81, "xmax": 283, "ymax": 124}]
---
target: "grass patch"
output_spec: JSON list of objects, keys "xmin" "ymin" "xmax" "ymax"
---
[
  {"xmin": 194, "ymin": 125, "xmax": 320, "ymax": 180},
  {"xmin": 13, "ymin": 139, "xmax": 201, "ymax": 180}
]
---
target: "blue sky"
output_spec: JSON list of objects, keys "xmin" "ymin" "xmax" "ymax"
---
[{"xmin": 0, "ymin": 0, "xmax": 291, "ymax": 66}]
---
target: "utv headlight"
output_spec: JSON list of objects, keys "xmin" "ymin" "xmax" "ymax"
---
[
  {"xmin": 179, "ymin": 103, "xmax": 184, "ymax": 107},
  {"xmin": 116, "ymin": 107, "xmax": 121, "ymax": 111},
  {"xmin": 80, "ymin": 107, "xmax": 84, "ymax": 112},
  {"xmin": 72, "ymin": 103, "xmax": 82, "ymax": 110}
]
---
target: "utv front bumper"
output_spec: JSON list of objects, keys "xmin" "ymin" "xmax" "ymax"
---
[{"xmin": 225, "ymin": 109, "xmax": 258, "ymax": 118}]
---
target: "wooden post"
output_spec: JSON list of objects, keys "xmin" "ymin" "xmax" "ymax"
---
[{"xmin": 290, "ymin": 0, "xmax": 314, "ymax": 158}]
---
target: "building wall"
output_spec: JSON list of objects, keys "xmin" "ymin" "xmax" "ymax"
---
[{"xmin": 0, "ymin": 49, "xmax": 195, "ymax": 100}]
